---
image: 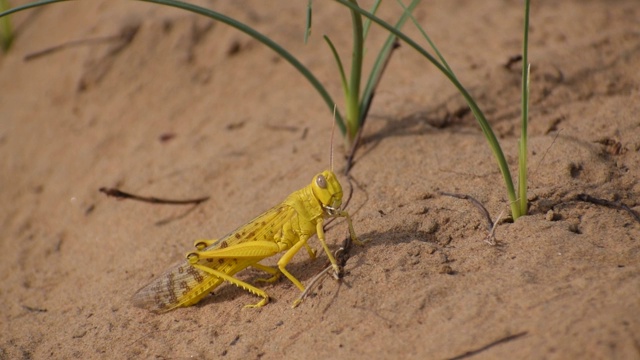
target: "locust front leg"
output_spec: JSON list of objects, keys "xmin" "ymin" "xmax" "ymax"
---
[
  {"xmin": 316, "ymin": 209, "xmax": 362, "ymax": 278},
  {"xmin": 335, "ymin": 210, "xmax": 362, "ymax": 246},
  {"xmin": 314, "ymin": 218, "xmax": 341, "ymax": 278}
]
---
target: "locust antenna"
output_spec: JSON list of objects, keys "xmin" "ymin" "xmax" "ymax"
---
[{"xmin": 330, "ymin": 105, "xmax": 336, "ymax": 172}]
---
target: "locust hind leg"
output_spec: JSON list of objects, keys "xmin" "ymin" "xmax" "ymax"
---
[
  {"xmin": 187, "ymin": 241, "xmax": 284, "ymax": 308},
  {"xmin": 188, "ymin": 261, "xmax": 270, "ymax": 308},
  {"xmin": 252, "ymin": 263, "xmax": 281, "ymax": 284}
]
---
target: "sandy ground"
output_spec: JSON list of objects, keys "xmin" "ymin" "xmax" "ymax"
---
[{"xmin": 1, "ymin": 0, "xmax": 639, "ymax": 359}]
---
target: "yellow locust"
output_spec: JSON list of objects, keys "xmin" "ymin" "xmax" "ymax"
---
[{"xmin": 132, "ymin": 170, "xmax": 360, "ymax": 312}]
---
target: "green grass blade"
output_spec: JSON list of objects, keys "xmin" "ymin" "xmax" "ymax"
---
[
  {"xmin": 0, "ymin": 0, "xmax": 12, "ymax": 51},
  {"xmin": 345, "ymin": 0, "xmax": 364, "ymax": 142},
  {"xmin": 304, "ymin": 0, "xmax": 312, "ymax": 44},
  {"xmin": 323, "ymin": 35, "xmax": 349, "ymax": 100},
  {"xmin": 360, "ymin": 0, "xmax": 420, "ymax": 126},
  {"xmin": 517, "ymin": 68, "xmax": 529, "ymax": 215},
  {"xmin": 362, "ymin": 0, "xmax": 382, "ymax": 41},
  {"xmin": 334, "ymin": 0, "xmax": 520, "ymax": 218},
  {"xmin": 402, "ymin": 0, "xmax": 531, "ymax": 219},
  {"xmin": 0, "ymin": 0, "xmax": 63, "ymax": 16},
  {"xmin": 396, "ymin": 0, "xmax": 454, "ymax": 77},
  {"xmin": 0, "ymin": 0, "xmax": 346, "ymax": 136},
  {"xmin": 518, "ymin": 0, "xmax": 531, "ymax": 216}
]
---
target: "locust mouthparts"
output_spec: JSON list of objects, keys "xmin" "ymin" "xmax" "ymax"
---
[{"xmin": 324, "ymin": 205, "xmax": 339, "ymax": 216}]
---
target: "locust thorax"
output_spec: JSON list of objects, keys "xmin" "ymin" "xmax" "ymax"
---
[{"xmin": 311, "ymin": 170, "xmax": 343, "ymax": 214}]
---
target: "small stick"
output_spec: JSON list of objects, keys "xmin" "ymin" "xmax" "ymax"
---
[
  {"xmin": 24, "ymin": 24, "xmax": 138, "ymax": 61},
  {"xmin": 295, "ymin": 263, "xmax": 333, "ymax": 305},
  {"xmin": 448, "ymin": 331, "xmax": 528, "ymax": 360},
  {"xmin": 99, "ymin": 187, "xmax": 209, "ymax": 205},
  {"xmin": 503, "ymin": 54, "xmax": 523, "ymax": 69},
  {"xmin": 24, "ymin": 36, "xmax": 120, "ymax": 61},
  {"xmin": 440, "ymin": 192, "xmax": 494, "ymax": 231},
  {"xmin": 575, "ymin": 194, "xmax": 640, "ymax": 224},
  {"xmin": 485, "ymin": 210, "xmax": 505, "ymax": 246},
  {"xmin": 22, "ymin": 305, "xmax": 47, "ymax": 313}
]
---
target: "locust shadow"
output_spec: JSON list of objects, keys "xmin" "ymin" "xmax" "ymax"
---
[{"xmin": 192, "ymin": 221, "xmax": 441, "ymax": 309}]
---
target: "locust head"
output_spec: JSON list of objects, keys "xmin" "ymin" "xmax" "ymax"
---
[{"xmin": 311, "ymin": 170, "xmax": 343, "ymax": 215}]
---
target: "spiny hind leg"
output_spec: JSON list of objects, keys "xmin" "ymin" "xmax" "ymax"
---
[
  {"xmin": 252, "ymin": 263, "xmax": 281, "ymax": 283},
  {"xmin": 188, "ymin": 241, "xmax": 281, "ymax": 260},
  {"xmin": 189, "ymin": 263, "xmax": 270, "ymax": 308}
]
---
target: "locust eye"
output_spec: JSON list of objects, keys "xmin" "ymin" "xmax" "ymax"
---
[{"xmin": 316, "ymin": 174, "xmax": 327, "ymax": 189}]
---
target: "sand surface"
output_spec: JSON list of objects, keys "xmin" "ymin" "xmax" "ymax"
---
[{"xmin": 1, "ymin": 0, "xmax": 639, "ymax": 358}]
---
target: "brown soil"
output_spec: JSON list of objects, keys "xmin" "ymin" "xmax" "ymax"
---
[{"xmin": 1, "ymin": 0, "xmax": 639, "ymax": 359}]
